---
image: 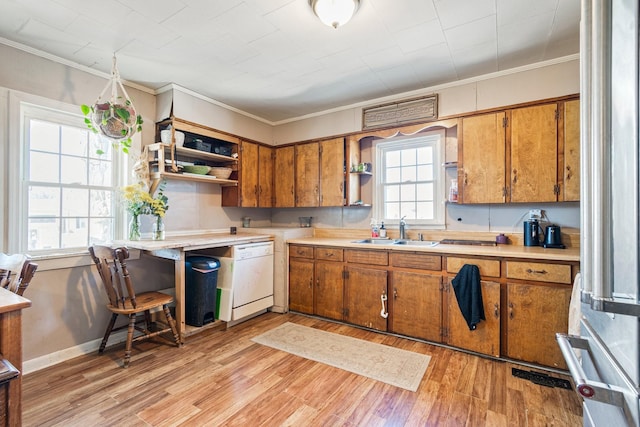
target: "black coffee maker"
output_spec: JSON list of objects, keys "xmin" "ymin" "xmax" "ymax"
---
[
  {"xmin": 542, "ymin": 224, "xmax": 565, "ymax": 248},
  {"xmin": 523, "ymin": 219, "xmax": 542, "ymax": 246}
]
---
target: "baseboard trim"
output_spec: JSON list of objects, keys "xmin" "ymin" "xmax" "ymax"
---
[{"xmin": 24, "ymin": 328, "xmax": 130, "ymax": 374}]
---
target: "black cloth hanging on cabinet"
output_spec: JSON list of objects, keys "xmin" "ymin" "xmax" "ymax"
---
[{"xmin": 451, "ymin": 264, "xmax": 485, "ymax": 330}]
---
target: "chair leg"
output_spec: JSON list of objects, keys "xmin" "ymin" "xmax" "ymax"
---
[
  {"xmin": 144, "ymin": 310, "xmax": 152, "ymax": 330},
  {"xmin": 99, "ymin": 313, "xmax": 118, "ymax": 354},
  {"xmin": 163, "ymin": 304, "xmax": 182, "ymax": 347},
  {"xmin": 123, "ymin": 314, "xmax": 136, "ymax": 368}
]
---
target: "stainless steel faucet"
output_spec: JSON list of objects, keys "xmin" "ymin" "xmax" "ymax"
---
[{"xmin": 399, "ymin": 216, "xmax": 407, "ymax": 240}]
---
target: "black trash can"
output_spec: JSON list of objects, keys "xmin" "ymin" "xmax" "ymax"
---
[{"xmin": 185, "ymin": 256, "xmax": 220, "ymax": 327}]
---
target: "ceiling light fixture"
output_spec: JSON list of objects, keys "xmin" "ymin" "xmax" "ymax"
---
[{"xmin": 310, "ymin": 0, "xmax": 360, "ymax": 29}]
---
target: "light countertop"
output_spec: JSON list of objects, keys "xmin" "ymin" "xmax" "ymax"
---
[
  {"xmin": 287, "ymin": 237, "xmax": 580, "ymax": 262},
  {"xmin": 116, "ymin": 232, "xmax": 273, "ymax": 252}
]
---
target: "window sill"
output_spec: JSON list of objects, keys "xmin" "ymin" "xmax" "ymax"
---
[{"xmin": 30, "ymin": 248, "xmax": 140, "ymax": 272}]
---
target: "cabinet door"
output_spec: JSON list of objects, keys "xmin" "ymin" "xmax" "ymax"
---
[
  {"xmin": 390, "ymin": 271, "xmax": 442, "ymax": 342},
  {"xmin": 295, "ymin": 142, "xmax": 320, "ymax": 207},
  {"xmin": 240, "ymin": 141, "xmax": 259, "ymax": 207},
  {"xmin": 506, "ymin": 282, "xmax": 571, "ymax": 369},
  {"xmin": 460, "ymin": 112, "xmax": 506, "ymax": 203},
  {"xmin": 447, "ymin": 279, "xmax": 501, "ymax": 357},
  {"xmin": 258, "ymin": 145, "xmax": 274, "ymax": 207},
  {"xmin": 314, "ymin": 260, "xmax": 344, "ymax": 321},
  {"xmin": 344, "ymin": 266, "xmax": 387, "ymax": 331},
  {"xmin": 320, "ymin": 138, "xmax": 345, "ymax": 207},
  {"xmin": 563, "ymin": 99, "xmax": 580, "ymax": 201},
  {"xmin": 510, "ymin": 104, "xmax": 558, "ymax": 202},
  {"xmin": 274, "ymin": 146, "xmax": 295, "ymax": 207},
  {"xmin": 289, "ymin": 258, "xmax": 314, "ymax": 314}
]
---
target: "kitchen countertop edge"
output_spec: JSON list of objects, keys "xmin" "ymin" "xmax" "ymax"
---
[{"xmin": 287, "ymin": 237, "xmax": 580, "ymax": 262}]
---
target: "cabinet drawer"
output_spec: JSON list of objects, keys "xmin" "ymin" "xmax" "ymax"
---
[
  {"xmin": 345, "ymin": 249, "xmax": 388, "ymax": 266},
  {"xmin": 506, "ymin": 261, "xmax": 572, "ymax": 284},
  {"xmin": 447, "ymin": 257, "xmax": 500, "ymax": 278},
  {"xmin": 316, "ymin": 247, "xmax": 343, "ymax": 261},
  {"xmin": 289, "ymin": 245, "xmax": 314, "ymax": 259},
  {"xmin": 390, "ymin": 253, "xmax": 441, "ymax": 271}
]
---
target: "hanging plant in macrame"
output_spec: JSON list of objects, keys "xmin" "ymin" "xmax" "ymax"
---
[{"xmin": 81, "ymin": 55, "xmax": 143, "ymax": 155}]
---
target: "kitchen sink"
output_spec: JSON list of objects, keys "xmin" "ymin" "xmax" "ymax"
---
[
  {"xmin": 351, "ymin": 239, "xmax": 439, "ymax": 247},
  {"xmin": 351, "ymin": 239, "xmax": 399, "ymax": 245},
  {"xmin": 394, "ymin": 240, "xmax": 440, "ymax": 247}
]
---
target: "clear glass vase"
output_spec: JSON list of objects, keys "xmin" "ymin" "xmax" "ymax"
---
[
  {"xmin": 128, "ymin": 214, "xmax": 141, "ymax": 241},
  {"xmin": 152, "ymin": 216, "xmax": 165, "ymax": 240}
]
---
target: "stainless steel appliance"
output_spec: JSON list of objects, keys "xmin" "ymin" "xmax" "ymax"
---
[{"xmin": 556, "ymin": 1, "xmax": 640, "ymax": 426}]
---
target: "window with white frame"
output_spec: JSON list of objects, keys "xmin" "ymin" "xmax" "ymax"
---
[
  {"xmin": 374, "ymin": 130, "xmax": 445, "ymax": 227},
  {"xmin": 19, "ymin": 103, "xmax": 119, "ymax": 254}
]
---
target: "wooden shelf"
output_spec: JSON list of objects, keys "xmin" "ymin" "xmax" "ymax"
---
[
  {"xmin": 151, "ymin": 171, "xmax": 237, "ymax": 187},
  {"xmin": 148, "ymin": 143, "xmax": 238, "ymax": 164},
  {"xmin": 349, "ymin": 171, "xmax": 372, "ymax": 176}
]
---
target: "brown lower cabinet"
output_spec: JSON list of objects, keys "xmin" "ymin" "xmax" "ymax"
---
[
  {"xmin": 447, "ymin": 278, "xmax": 501, "ymax": 357},
  {"xmin": 288, "ymin": 244, "xmax": 577, "ymax": 369}
]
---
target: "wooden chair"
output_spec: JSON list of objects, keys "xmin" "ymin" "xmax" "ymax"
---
[
  {"xmin": 88, "ymin": 245, "xmax": 182, "ymax": 368},
  {"xmin": 0, "ymin": 253, "xmax": 37, "ymax": 296}
]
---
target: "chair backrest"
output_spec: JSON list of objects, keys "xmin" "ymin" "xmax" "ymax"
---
[
  {"xmin": 88, "ymin": 245, "xmax": 138, "ymax": 309},
  {"xmin": 0, "ymin": 253, "xmax": 38, "ymax": 296}
]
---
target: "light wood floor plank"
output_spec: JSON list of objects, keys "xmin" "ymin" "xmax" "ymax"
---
[{"xmin": 22, "ymin": 312, "xmax": 582, "ymax": 426}]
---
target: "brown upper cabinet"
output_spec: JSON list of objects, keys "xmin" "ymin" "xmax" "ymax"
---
[
  {"xmin": 290, "ymin": 138, "xmax": 346, "ymax": 208},
  {"xmin": 222, "ymin": 140, "xmax": 273, "ymax": 207},
  {"xmin": 274, "ymin": 146, "xmax": 296, "ymax": 207},
  {"xmin": 295, "ymin": 142, "xmax": 320, "ymax": 207},
  {"xmin": 458, "ymin": 98, "xmax": 579, "ymax": 204}
]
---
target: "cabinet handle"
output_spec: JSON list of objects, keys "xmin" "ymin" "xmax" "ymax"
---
[
  {"xmin": 393, "ymin": 288, "xmax": 398, "ymax": 299},
  {"xmin": 526, "ymin": 268, "xmax": 547, "ymax": 275},
  {"xmin": 316, "ymin": 278, "xmax": 320, "ymax": 288},
  {"xmin": 513, "ymin": 169, "xmax": 518, "ymax": 184},
  {"xmin": 308, "ymin": 278, "xmax": 313, "ymax": 289},
  {"xmin": 509, "ymin": 302, "xmax": 514, "ymax": 319},
  {"xmin": 380, "ymin": 291, "xmax": 389, "ymax": 319},
  {"xmin": 494, "ymin": 303, "xmax": 499, "ymax": 318},
  {"xmin": 566, "ymin": 165, "xmax": 572, "ymax": 180},
  {"xmin": 464, "ymin": 172, "xmax": 468, "ymax": 186},
  {"xmin": 326, "ymin": 252, "xmax": 334, "ymax": 257}
]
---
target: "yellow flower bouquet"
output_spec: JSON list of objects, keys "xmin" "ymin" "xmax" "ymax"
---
[{"xmin": 121, "ymin": 182, "xmax": 169, "ymax": 240}]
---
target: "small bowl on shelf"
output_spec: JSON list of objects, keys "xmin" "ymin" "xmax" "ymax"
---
[
  {"xmin": 182, "ymin": 165, "xmax": 211, "ymax": 175},
  {"xmin": 208, "ymin": 167, "xmax": 233, "ymax": 179}
]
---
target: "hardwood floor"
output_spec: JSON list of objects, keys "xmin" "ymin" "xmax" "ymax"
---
[{"xmin": 22, "ymin": 312, "xmax": 583, "ymax": 426}]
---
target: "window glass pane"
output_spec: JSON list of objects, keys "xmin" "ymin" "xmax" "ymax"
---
[
  {"xmin": 401, "ymin": 165, "xmax": 416, "ymax": 182},
  {"xmin": 30, "ymin": 152, "xmax": 59, "ymax": 183},
  {"xmin": 400, "ymin": 202, "xmax": 415, "ymax": 219},
  {"xmin": 90, "ymin": 190, "xmax": 113, "ymax": 217},
  {"xmin": 386, "ymin": 150, "xmax": 400, "ymax": 167},
  {"xmin": 61, "ymin": 218, "xmax": 88, "ymax": 248},
  {"xmin": 90, "ymin": 134, "xmax": 112, "ymax": 159},
  {"xmin": 401, "ymin": 148, "xmax": 416, "ymax": 165},
  {"xmin": 29, "ymin": 186, "xmax": 60, "ymax": 216},
  {"xmin": 30, "ymin": 120, "xmax": 59, "ymax": 153},
  {"xmin": 400, "ymin": 183, "xmax": 416, "ymax": 201},
  {"xmin": 385, "ymin": 202, "xmax": 400, "ymax": 219},
  {"xmin": 61, "ymin": 126, "xmax": 88, "ymax": 156},
  {"xmin": 385, "ymin": 185, "xmax": 399, "ymax": 202},
  {"xmin": 417, "ymin": 146, "xmax": 432, "ymax": 164},
  {"xmin": 62, "ymin": 188, "xmax": 89, "ymax": 217},
  {"xmin": 416, "ymin": 202, "xmax": 434, "ymax": 219},
  {"xmin": 28, "ymin": 218, "xmax": 59, "ymax": 251},
  {"xmin": 386, "ymin": 167, "xmax": 401, "ymax": 183},
  {"xmin": 416, "ymin": 164, "xmax": 433, "ymax": 181},
  {"xmin": 89, "ymin": 159, "xmax": 113, "ymax": 187},
  {"xmin": 417, "ymin": 183, "xmax": 434, "ymax": 199},
  {"xmin": 61, "ymin": 156, "xmax": 88, "ymax": 185},
  {"xmin": 90, "ymin": 218, "xmax": 114, "ymax": 244}
]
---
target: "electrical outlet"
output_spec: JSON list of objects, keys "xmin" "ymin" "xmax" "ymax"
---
[{"xmin": 529, "ymin": 209, "xmax": 541, "ymax": 218}]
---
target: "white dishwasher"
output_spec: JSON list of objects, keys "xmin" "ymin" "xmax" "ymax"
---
[{"xmin": 217, "ymin": 242, "xmax": 274, "ymax": 325}]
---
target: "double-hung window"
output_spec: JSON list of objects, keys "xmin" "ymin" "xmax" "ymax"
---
[
  {"xmin": 374, "ymin": 130, "xmax": 446, "ymax": 227},
  {"xmin": 14, "ymin": 101, "xmax": 121, "ymax": 255}
]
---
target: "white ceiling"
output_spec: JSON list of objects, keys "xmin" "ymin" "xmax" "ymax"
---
[{"xmin": 0, "ymin": 0, "xmax": 580, "ymax": 123}]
